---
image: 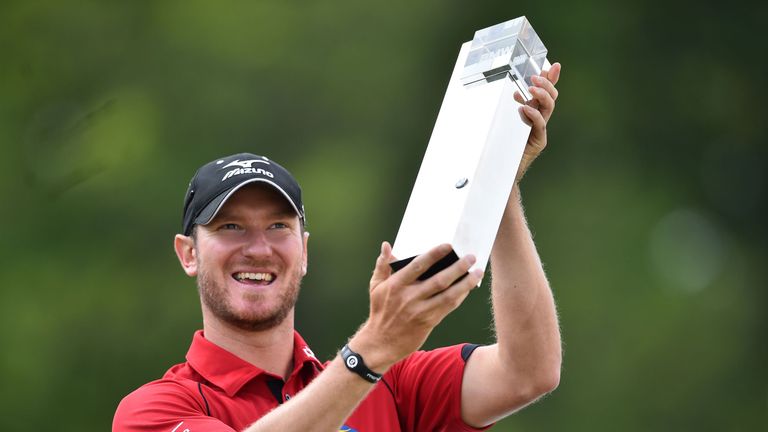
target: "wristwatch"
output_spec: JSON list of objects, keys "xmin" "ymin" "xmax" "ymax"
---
[{"xmin": 340, "ymin": 344, "xmax": 382, "ymax": 383}]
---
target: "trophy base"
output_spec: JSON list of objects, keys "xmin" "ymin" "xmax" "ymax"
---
[{"xmin": 389, "ymin": 249, "xmax": 461, "ymax": 281}]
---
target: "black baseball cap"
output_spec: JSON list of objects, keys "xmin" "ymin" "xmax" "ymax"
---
[{"xmin": 181, "ymin": 153, "xmax": 305, "ymax": 236}]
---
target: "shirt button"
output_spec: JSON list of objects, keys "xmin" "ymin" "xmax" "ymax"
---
[{"xmin": 284, "ymin": 394, "xmax": 291, "ymax": 401}]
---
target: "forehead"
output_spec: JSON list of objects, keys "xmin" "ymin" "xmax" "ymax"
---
[{"xmin": 214, "ymin": 183, "xmax": 297, "ymax": 219}]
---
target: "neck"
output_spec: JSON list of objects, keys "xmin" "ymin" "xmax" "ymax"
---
[{"xmin": 202, "ymin": 309, "xmax": 296, "ymax": 380}]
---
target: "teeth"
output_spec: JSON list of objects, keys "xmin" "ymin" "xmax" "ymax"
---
[{"xmin": 235, "ymin": 272, "xmax": 274, "ymax": 282}]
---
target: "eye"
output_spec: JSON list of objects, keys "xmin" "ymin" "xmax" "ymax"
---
[
  {"xmin": 269, "ymin": 222, "xmax": 288, "ymax": 230},
  {"xmin": 220, "ymin": 223, "xmax": 241, "ymax": 230}
]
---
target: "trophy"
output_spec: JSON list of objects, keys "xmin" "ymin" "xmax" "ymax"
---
[{"xmin": 390, "ymin": 16, "xmax": 551, "ymax": 281}]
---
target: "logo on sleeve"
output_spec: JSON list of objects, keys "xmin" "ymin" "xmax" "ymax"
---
[
  {"xmin": 302, "ymin": 346, "xmax": 316, "ymax": 358},
  {"xmin": 340, "ymin": 426, "xmax": 358, "ymax": 432}
]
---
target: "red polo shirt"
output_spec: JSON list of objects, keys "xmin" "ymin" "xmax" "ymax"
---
[{"xmin": 113, "ymin": 331, "xmax": 491, "ymax": 432}]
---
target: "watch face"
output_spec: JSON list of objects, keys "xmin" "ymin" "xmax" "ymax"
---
[{"xmin": 346, "ymin": 355, "xmax": 359, "ymax": 368}]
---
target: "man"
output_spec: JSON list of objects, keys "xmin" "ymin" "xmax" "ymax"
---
[{"xmin": 113, "ymin": 63, "xmax": 562, "ymax": 432}]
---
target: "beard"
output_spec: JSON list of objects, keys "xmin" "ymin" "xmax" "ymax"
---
[{"xmin": 197, "ymin": 262, "xmax": 303, "ymax": 332}]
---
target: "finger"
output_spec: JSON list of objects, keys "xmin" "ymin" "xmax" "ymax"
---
[
  {"xmin": 516, "ymin": 90, "xmax": 540, "ymax": 109},
  {"xmin": 416, "ymin": 254, "xmax": 476, "ymax": 299},
  {"xmin": 370, "ymin": 241, "xmax": 393, "ymax": 290},
  {"xmin": 424, "ymin": 268, "xmax": 484, "ymax": 316},
  {"xmin": 531, "ymin": 75, "xmax": 559, "ymax": 102},
  {"xmin": 513, "ymin": 90, "xmax": 526, "ymax": 105},
  {"xmin": 528, "ymin": 86, "xmax": 555, "ymax": 122},
  {"xmin": 518, "ymin": 105, "xmax": 534, "ymax": 127},
  {"xmin": 391, "ymin": 243, "xmax": 453, "ymax": 285},
  {"xmin": 542, "ymin": 62, "xmax": 561, "ymax": 86},
  {"xmin": 521, "ymin": 105, "xmax": 546, "ymax": 138}
]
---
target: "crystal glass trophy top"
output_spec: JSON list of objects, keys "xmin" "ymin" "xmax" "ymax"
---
[
  {"xmin": 390, "ymin": 16, "xmax": 551, "ymax": 282},
  {"xmin": 460, "ymin": 17, "xmax": 548, "ymax": 100}
]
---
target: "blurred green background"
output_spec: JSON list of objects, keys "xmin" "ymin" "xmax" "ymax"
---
[{"xmin": 1, "ymin": 0, "xmax": 765, "ymax": 430}]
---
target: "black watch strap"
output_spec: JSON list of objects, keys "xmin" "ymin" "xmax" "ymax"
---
[{"xmin": 340, "ymin": 344, "xmax": 382, "ymax": 383}]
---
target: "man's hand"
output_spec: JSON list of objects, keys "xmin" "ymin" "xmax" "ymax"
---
[
  {"xmin": 349, "ymin": 242, "xmax": 483, "ymax": 372},
  {"xmin": 514, "ymin": 62, "xmax": 562, "ymax": 183},
  {"xmin": 246, "ymin": 242, "xmax": 482, "ymax": 432}
]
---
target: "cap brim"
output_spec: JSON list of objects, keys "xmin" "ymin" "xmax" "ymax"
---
[{"xmin": 194, "ymin": 178, "xmax": 304, "ymax": 227}]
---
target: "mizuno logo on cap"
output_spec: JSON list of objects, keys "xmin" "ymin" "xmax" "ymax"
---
[
  {"xmin": 222, "ymin": 167, "xmax": 274, "ymax": 181},
  {"xmin": 220, "ymin": 159, "xmax": 274, "ymax": 181}
]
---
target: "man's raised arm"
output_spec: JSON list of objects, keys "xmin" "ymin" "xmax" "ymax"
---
[{"xmin": 460, "ymin": 63, "xmax": 563, "ymax": 428}]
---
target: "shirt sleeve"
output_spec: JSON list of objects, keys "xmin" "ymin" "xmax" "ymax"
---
[
  {"xmin": 385, "ymin": 344, "xmax": 493, "ymax": 432},
  {"xmin": 113, "ymin": 380, "xmax": 237, "ymax": 432}
]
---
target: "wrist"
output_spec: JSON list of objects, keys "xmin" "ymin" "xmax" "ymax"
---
[
  {"xmin": 340, "ymin": 344, "xmax": 382, "ymax": 383},
  {"xmin": 347, "ymin": 326, "xmax": 396, "ymax": 374}
]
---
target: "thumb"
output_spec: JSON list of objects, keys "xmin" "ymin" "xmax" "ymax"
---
[{"xmin": 370, "ymin": 241, "xmax": 393, "ymax": 291}]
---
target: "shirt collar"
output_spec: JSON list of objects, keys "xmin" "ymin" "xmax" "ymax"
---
[{"xmin": 186, "ymin": 330, "xmax": 324, "ymax": 397}]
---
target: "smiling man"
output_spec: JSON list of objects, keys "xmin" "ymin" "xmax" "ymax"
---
[{"xmin": 113, "ymin": 63, "xmax": 563, "ymax": 432}]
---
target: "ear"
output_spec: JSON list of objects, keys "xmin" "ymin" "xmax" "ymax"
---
[
  {"xmin": 301, "ymin": 231, "xmax": 310, "ymax": 276},
  {"xmin": 174, "ymin": 234, "xmax": 198, "ymax": 277}
]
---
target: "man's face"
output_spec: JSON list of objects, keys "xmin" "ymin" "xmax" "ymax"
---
[{"xmin": 178, "ymin": 183, "xmax": 308, "ymax": 332}]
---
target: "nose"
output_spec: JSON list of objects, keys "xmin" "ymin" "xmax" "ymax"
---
[{"xmin": 241, "ymin": 230, "xmax": 273, "ymax": 259}]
